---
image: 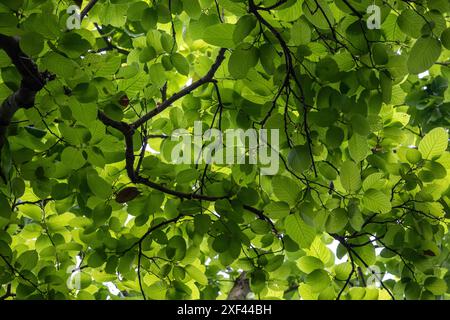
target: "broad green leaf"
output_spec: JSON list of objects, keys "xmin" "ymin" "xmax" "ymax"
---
[
  {"xmin": 183, "ymin": 0, "xmax": 202, "ymax": 19},
  {"xmin": 285, "ymin": 214, "xmax": 316, "ymax": 248},
  {"xmin": 291, "ymin": 19, "xmax": 311, "ymax": 46},
  {"xmin": 424, "ymin": 277, "xmax": 447, "ymax": 295},
  {"xmin": 171, "ymin": 53, "xmax": 190, "ymax": 76},
  {"xmin": 272, "ymin": 175, "xmax": 301, "ymax": 206},
  {"xmin": 87, "ymin": 174, "xmax": 111, "ymax": 199},
  {"xmin": 418, "ymin": 127, "xmax": 448, "ymax": 160},
  {"xmin": 406, "ymin": 148, "xmax": 422, "ymax": 164},
  {"xmin": 288, "ymin": 145, "xmax": 312, "ymax": 173},
  {"xmin": 305, "ymin": 269, "xmax": 330, "ymax": 293},
  {"xmin": 349, "ymin": 134, "xmax": 369, "ymax": 162},
  {"xmin": 19, "ymin": 32, "xmax": 44, "ymax": 56},
  {"xmin": 297, "ymin": 256, "xmax": 324, "ymax": 274},
  {"xmin": 185, "ymin": 264, "xmax": 208, "ymax": 285},
  {"xmin": 407, "ymin": 37, "xmax": 442, "ymax": 74},
  {"xmin": 442, "ymin": 28, "xmax": 450, "ymax": 50},
  {"xmin": 263, "ymin": 201, "xmax": 290, "ymax": 219},
  {"xmin": 233, "ymin": 15, "xmax": 257, "ymax": 44},
  {"xmin": 61, "ymin": 147, "xmax": 86, "ymax": 170},
  {"xmin": 228, "ymin": 45, "xmax": 258, "ymax": 79},
  {"xmin": 325, "ymin": 208, "xmax": 348, "ymax": 233},
  {"xmin": 303, "ymin": 0, "xmax": 334, "ymax": 29},
  {"xmin": 340, "ymin": 161, "xmax": 361, "ymax": 193},
  {"xmin": 202, "ymin": 24, "xmax": 236, "ymax": 48},
  {"xmin": 362, "ymin": 189, "xmax": 391, "ymax": 214}
]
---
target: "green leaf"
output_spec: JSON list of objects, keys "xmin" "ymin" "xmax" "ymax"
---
[
  {"xmin": 339, "ymin": 161, "xmax": 361, "ymax": 193},
  {"xmin": 92, "ymin": 203, "xmax": 112, "ymax": 225},
  {"xmin": 41, "ymin": 52, "xmax": 77, "ymax": 79},
  {"xmin": 19, "ymin": 32, "xmax": 44, "ymax": 56},
  {"xmin": 424, "ymin": 277, "xmax": 447, "ymax": 295},
  {"xmin": 397, "ymin": 9, "xmax": 424, "ymax": 38},
  {"xmin": 291, "ymin": 19, "xmax": 311, "ymax": 45},
  {"xmin": 406, "ymin": 148, "xmax": 422, "ymax": 164},
  {"xmin": 149, "ymin": 63, "xmax": 167, "ymax": 88},
  {"xmin": 305, "ymin": 269, "xmax": 330, "ymax": 293},
  {"xmin": 70, "ymin": 100, "xmax": 97, "ymax": 125},
  {"xmin": 61, "ymin": 147, "xmax": 86, "ymax": 170},
  {"xmin": 58, "ymin": 33, "xmax": 91, "ymax": 59},
  {"xmin": 288, "ymin": 145, "xmax": 312, "ymax": 173},
  {"xmin": 250, "ymin": 219, "xmax": 271, "ymax": 234},
  {"xmin": 228, "ymin": 45, "xmax": 259, "ymax": 79},
  {"xmin": 263, "ymin": 201, "xmax": 290, "ymax": 219},
  {"xmin": 407, "ymin": 37, "xmax": 442, "ymax": 74},
  {"xmin": 73, "ymin": 83, "xmax": 98, "ymax": 103},
  {"xmin": 297, "ymin": 256, "xmax": 324, "ymax": 274},
  {"xmin": 272, "ymin": 175, "xmax": 301, "ymax": 206},
  {"xmin": 171, "ymin": 53, "xmax": 190, "ymax": 76},
  {"xmin": 418, "ymin": 127, "xmax": 448, "ymax": 160},
  {"xmin": 87, "ymin": 174, "xmax": 111, "ymax": 199},
  {"xmin": 16, "ymin": 251, "xmax": 38, "ymax": 270},
  {"xmin": 303, "ymin": 0, "xmax": 334, "ymax": 29},
  {"xmin": 362, "ymin": 189, "xmax": 391, "ymax": 214},
  {"xmin": 352, "ymin": 237, "xmax": 376, "ymax": 266},
  {"xmin": 212, "ymin": 234, "xmax": 230, "ymax": 253},
  {"xmin": 167, "ymin": 236, "xmax": 187, "ymax": 261},
  {"xmin": 202, "ymin": 24, "xmax": 236, "ymax": 48},
  {"xmin": 185, "ymin": 264, "xmax": 208, "ymax": 285},
  {"xmin": 233, "ymin": 15, "xmax": 257, "ymax": 44},
  {"xmin": 87, "ymin": 250, "xmax": 106, "ymax": 268},
  {"xmin": 325, "ymin": 208, "xmax": 348, "ymax": 233},
  {"xmin": 11, "ymin": 177, "xmax": 25, "ymax": 198},
  {"xmin": 183, "ymin": 0, "xmax": 202, "ymax": 19},
  {"xmin": 441, "ymin": 28, "xmax": 450, "ymax": 50},
  {"xmin": 285, "ymin": 214, "xmax": 316, "ymax": 248},
  {"xmin": 348, "ymin": 134, "xmax": 369, "ymax": 162},
  {"xmin": 194, "ymin": 214, "xmax": 211, "ymax": 235},
  {"xmin": 362, "ymin": 173, "xmax": 385, "ymax": 191},
  {"xmin": 316, "ymin": 57, "xmax": 339, "ymax": 82}
]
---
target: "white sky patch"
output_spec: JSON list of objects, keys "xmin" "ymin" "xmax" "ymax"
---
[
  {"xmin": 418, "ymin": 70, "xmax": 429, "ymax": 78},
  {"xmin": 217, "ymin": 271, "xmax": 230, "ymax": 279},
  {"xmin": 124, "ymin": 214, "xmax": 133, "ymax": 226},
  {"xmin": 185, "ymin": 77, "xmax": 193, "ymax": 86},
  {"xmin": 103, "ymin": 282, "xmax": 121, "ymax": 296},
  {"xmin": 145, "ymin": 144, "xmax": 159, "ymax": 154}
]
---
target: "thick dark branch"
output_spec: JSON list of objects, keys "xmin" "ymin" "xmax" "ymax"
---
[
  {"xmin": 80, "ymin": 0, "xmax": 100, "ymax": 21},
  {"xmin": 227, "ymin": 272, "xmax": 250, "ymax": 300},
  {"xmin": 93, "ymin": 23, "xmax": 130, "ymax": 55},
  {"xmin": 135, "ymin": 176, "xmax": 228, "ymax": 201},
  {"xmin": 249, "ymin": 1, "xmax": 318, "ymax": 177},
  {"xmin": 0, "ymin": 34, "xmax": 46, "ymax": 149},
  {"xmin": 0, "ymin": 35, "xmax": 44, "ymax": 90},
  {"xmin": 0, "ymin": 284, "xmax": 15, "ymax": 300},
  {"xmin": 132, "ymin": 48, "xmax": 227, "ymax": 129},
  {"xmin": 98, "ymin": 111, "xmax": 228, "ymax": 201}
]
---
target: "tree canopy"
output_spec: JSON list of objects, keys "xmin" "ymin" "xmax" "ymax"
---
[{"xmin": 0, "ymin": 0, "xmax": 449, "ymax": 300}]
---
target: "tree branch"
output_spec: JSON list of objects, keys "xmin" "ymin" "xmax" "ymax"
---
[
  {"xmin": 80, "ymin": 0, "xmax": 100, "ymax": 21},
  {"xmin": 0, "ymin": 34, "xmax": 46, "ymax": 150},
  {"xmin": 132, "ymin": 48, "xmax": 227, "ymax": 129}
]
